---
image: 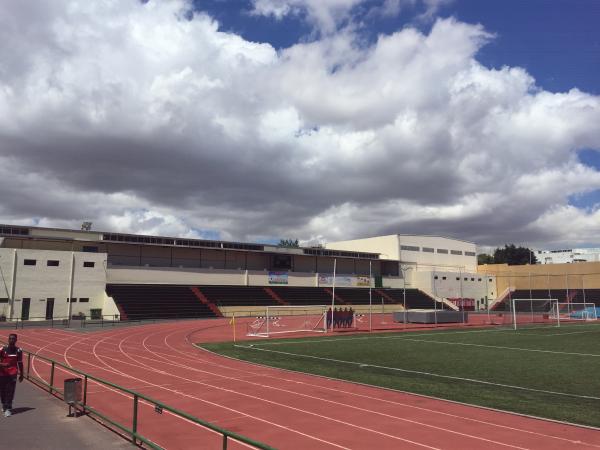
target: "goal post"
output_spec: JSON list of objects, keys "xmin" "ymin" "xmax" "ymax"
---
[
  {"xmin": 550, "ymin": 302, "xmax": 598, "ymax": 322},
  {"xmin": 511, "ymin": 299, "xmax": 559, "ymax": 330},
  {"xmin": 246, "ymin": 305, "xmax": 328, "ymax": 337}
]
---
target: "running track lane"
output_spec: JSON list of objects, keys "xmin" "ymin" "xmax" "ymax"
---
[{"xmin": 3, "ymin": 320, "xmax": 600, "ymax": 450}]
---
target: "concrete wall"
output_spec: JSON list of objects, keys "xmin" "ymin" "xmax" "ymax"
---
[
  {"xmin": 325, "ymin": 235, "xmax": 400, "ymax": 260},
  {"xmin": 414, "ymin": 270, "xmax": 496, "ymax": 309},
  {"xmin": 0, "ymin": 248, "xmax": 108, "ymax": 320}
]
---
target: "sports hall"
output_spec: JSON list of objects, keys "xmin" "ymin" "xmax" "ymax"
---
[{"xmin": 1, "ymin": 224, "xmax": 599, "ymax": 449}]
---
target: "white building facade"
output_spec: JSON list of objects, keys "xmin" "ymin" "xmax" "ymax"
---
[{"xmin": 536, "ymin": 248, "xmax": 600, "ymax": 264}]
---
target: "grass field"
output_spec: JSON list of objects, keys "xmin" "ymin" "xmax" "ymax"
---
[{"xmin": 201, "ymin": 322, "xmax": 600, "ymax": 428}]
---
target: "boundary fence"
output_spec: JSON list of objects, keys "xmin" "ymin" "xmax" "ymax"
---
[{"xmin": 1, "ymin": 342, "xmax": 275, "ymax": 450}]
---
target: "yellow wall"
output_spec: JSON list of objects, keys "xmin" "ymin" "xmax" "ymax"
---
[{"xmin": 478, "ymin": 262, "xmax": 600, "ymax": 294}]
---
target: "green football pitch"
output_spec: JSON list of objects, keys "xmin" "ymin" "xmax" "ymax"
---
[{"xmin": 201, "ymin": 322, "xmax": 600, "ymax": 428}]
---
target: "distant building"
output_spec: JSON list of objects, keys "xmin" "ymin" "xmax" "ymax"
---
[{"xmin": 536, "ymin": 248, "xmax": 600, "ymax": 264}]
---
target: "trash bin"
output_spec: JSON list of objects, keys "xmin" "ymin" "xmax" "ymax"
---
[{"xmin": 64, "ymin": 378, "xmax": 82, "ymax": 405}]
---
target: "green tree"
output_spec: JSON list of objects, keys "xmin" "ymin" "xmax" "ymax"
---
[
  {"xmin": 277, "ymin": 239, "xmax": 300, "ymax": 248},
  {"xmin": 493, "ymin": 244, "xmax": 537, "ymax": 265},
  {"xmin": 477, "ymin": 253, "xmax": 495, "ymax": 265}
]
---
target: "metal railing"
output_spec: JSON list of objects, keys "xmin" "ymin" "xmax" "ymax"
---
[{"xmin": 8, "ymin": 345, "xmax": 275, "ymax": 450}]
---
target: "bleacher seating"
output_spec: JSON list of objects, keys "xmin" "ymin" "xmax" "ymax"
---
[
  {"xmin": 494, "ymin": 289, "xmax": 600, "ymax": 311},
  {"xmin": 107, "ymin": 285, "xmax": 216, "ymax": 320},
  {"xmin": 378, "ymin": 288, "xmax": 441, "ymax": 309},
  {"xmin": 197, "ymin": 286, "xmax": 279, "ymax": 307},
  {"xmin": 269, "ymin": 287, "xmax": 332, "ymax": 306}
]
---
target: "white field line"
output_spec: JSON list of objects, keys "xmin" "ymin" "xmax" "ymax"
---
[
  {"xmin": 90, "ymin": 327, "xmax": 354, "ymax": 450},
  {"xmin": 383, "ymin": 337, "xmax": 600, "ymax": 357},
  {"xmin": 234, "ymin": 345, "xmax": 600, "ymax": 401},
  {"xmin": 251, "ymin": 323, "xmax": 599, "ymax": 347},
  {"xmin": 23, "ymin": 330, "xmax": 263, "ymax": 450},
  {"xmin": 136, "ymin": 329, "xmax": 530, "ymax": 449}
]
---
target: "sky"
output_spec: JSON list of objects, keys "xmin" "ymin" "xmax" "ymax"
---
[{"xmin": 0, "ymin": 0, "xmax": 599, "ymax": 250}]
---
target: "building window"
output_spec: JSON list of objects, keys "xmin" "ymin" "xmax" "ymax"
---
[
  {"xmin": 83, "ymin": 246, "xmax": 98, "ymax": 253},
  {"xmin": 422, "ymin": 247, "xmax": 434, "ymax": 253},
  {"xmin": 465, "ymin": 251, "xmax": 476, "ymax": 256},
  {"xmin": 442, "ymin": 276, "xmax": 447, "ymax": 280},
  {"xmin": 489, "ymin": 279, "xmax": 492, "ymax": 282},
  {"xmin": 79, "ymin": 298, "xmax": 89, "ymax": 303},
  {"xmin": 68, "ymin": 298, "xmax": 77, "ymax": 303},
  {"xmin": 456, "ymin": 277, "xmax": 460, "ymax": 281},
  {"xmin": 47, "ymin": 260, "xmax": 60, "ymax": 267},
  {"xmin": 450, "ymin": 250, "xmax": 463, "ymax": 255},
  {"xmin": 434, "ymin": 275, "xmax": 438, "ymax": 280},
  {"xmin": 471, "ymin": 278, "xmax": 475, "ymax": 281},
  {"xmin": 400, "ymin": 245, "xmax": 420, "ymax": 252},
  {"xmin": 83, "ymin": 261, "xmax": 95, "ymax": 268},
  {"xmin": 0, "ymin": 298, "xmax": 8, "ymax": 304},
  {"xmin": 24, "ymin": 259, "xmax": 36, "ymax": 266},
  {"xmin": 437, "ymin": 249, "xmax": 448, "ymax": 254},
  {"xmin": 478, "ymin": 278, "xmax": 482, "ymax": 282}
]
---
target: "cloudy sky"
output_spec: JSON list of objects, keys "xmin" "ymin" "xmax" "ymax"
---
[{"xmin": 1, "ymin": 0, "xmax": 599, "ymax": 250}]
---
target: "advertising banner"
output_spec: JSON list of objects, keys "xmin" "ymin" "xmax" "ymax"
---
[{"xmin": 268, "ymin": 271, "xmax": 288, "ymax": 285}]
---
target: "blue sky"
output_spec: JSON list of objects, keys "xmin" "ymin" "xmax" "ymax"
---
[{"xmin": 195, "ymin": 0, "xmax": 600, "ymax": 94}]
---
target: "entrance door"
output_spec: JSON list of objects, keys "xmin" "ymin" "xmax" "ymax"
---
[
  {"xmin": 45, "ymin": 298, "xmax": 54, "ymax": 320},
  {"xmin": 21, "ymin": 298, "xmax": 30, "ymax": 320}
]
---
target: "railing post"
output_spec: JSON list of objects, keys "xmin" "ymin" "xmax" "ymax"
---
[
  {"xmin": 26, "ymin": 353, "xmax": 31, "ymax": 379},
  {"xmin": 83, "ymin": 375, "xmax": 88, "ymax": 407},
  {"xmin": 223, "ymin": 434, "xmax": 228, "ymax": 450},
  {"xmin": 132, "ymin": 394, "xmax": 139, "ymax": 444},
  {"xmin": 49, "ymin": 361, "xmax": 55, "ymax": 393}
]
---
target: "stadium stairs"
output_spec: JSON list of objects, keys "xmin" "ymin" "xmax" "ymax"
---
[
  {"xmin": 106, "ymin": 285, "xmax": 217, "ymax": 320},
  {"xmin": 190, "ymin": 287, "xmax": 223, "ymax": 317},
  {"xmin": 263, "ymin": 287, "xmax": 289, "ymax": 306},
  {"xmin": 196, "ymin": 286, "xmax": 279, "ymax": 307}
]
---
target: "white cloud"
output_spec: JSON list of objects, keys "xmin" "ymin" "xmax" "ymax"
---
[{"xmin": 0, "ymin": 1, "xmax": 599, "ymax": 249}]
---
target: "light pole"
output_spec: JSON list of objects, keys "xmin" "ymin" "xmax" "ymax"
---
[{"xmin": 400, "ymin": 265, "xmax": 409, "ymax": 327}]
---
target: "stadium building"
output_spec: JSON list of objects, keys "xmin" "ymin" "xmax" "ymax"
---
[{"xmin": 0, "ymin": 224, "xmax": 494, "ymax": 321}]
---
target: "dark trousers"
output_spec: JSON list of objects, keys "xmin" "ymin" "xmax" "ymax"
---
[{"xmin": 0, "ymin": 376, "xmax": 17, "ymax": 410}]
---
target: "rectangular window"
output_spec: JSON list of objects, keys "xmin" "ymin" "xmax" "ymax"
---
[
  {"xmin": 422, "ymin": 247, "xmax": 434, "ymax": 253},
  {"xmin": 68, "ymin": 298, "xmax": 77, "ymax": 303},
  {"xmin": 83, "ymin": 261, "xmax": 95, "ymax": 268},
  {"xmin": 24, "ymin": 259, "xmax": 36, "ymax": 266},
  {"xmin": 437, "ymin": 249, "xmax": 448, "ymax": 254},
  {"xmin": 47, "ymin": 260, "xmax": 60, "ymax": 267},
  {"xmin": 83, "ymin": 246, "xmax": 98, "ymax": 253},
  {"xmin": 489, "ymin": 278, "xmax": 492, "ymax": 282},
  {"xmin": 0, "ymin": 298, "xmax": 8, "ymax": 304},
  {"xmin": 400, "ymin": 245, "xmax": 420, "ymax": 252},
  {"xmin": 450, "ymin": 250, "xmax": 463, "ymax": 255},
  {"xmin": 465, "ymin": 251, "xmax": 476, "ymax": 256},
  {"xmin": 442, "ymin": 276, "xmax": 447, "ymax": 280},
  {"xmin": 478, "ymin": 278, "xmax": 482, "ymax": 282},
  {"xmin": 471, "ymin": 278, "xmax": 475, "ymax": 281},
  {"xmin": 434, "ymin": 275, "xmax": 438, "ymax": 280},
  {"xmin": 456, "ymin": 277, "xmax": 460, "ymax": 281},
  {"xmin": 79, "ymin": 298, "xmax": 89, "ymax": 303}
]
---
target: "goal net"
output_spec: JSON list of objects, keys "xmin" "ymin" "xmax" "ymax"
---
[
  {"xmin": 550, "ymin": 303, "xmax": 598, "ymax": 322},
  {"xmin": 246, "ymin": 305, "xmax": 328, "ymax": 337},
  {"xmin": 510, "ymin": 299, "xmax": 559, "ymax": 330}
]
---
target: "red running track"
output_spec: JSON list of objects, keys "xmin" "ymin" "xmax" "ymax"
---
[{"xmin": 3, "ymin": 319, "xmax": 600, "ymax": 450}]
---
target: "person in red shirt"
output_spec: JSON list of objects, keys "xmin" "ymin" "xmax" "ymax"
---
[{"xmin": 0, "ymin": 333, "xmax": 24, "ymax": 417}]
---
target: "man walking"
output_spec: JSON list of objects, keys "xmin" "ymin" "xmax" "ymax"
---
[{"xmin": 0, "ymin": 333, "xmax": 24, "ymax": 417}]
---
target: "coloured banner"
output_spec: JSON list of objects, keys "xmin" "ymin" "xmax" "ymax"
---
[
  {"xmin": 355, "ymin": 276, "xmax": 371, "ymax": 287},
  {"xmin": 268, "ymin": 271, "xmax": 288, "ymax": 285},
  {"xmin": 318, "ymin": 274, "xmax": 352, "ymax": 286}
]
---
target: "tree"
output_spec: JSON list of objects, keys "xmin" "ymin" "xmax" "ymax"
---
[
  {"xmin": 477, "ymin": 253, "xmax": 495, "ymax": 265},
  {"xmin": 277, "ymin": 239, "xmax": 300, "ymax": 248},
  {"xmin": 493, "ymin": 244, "xmax": 538, "ymax": 265}
]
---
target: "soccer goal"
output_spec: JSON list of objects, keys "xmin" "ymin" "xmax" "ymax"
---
[
  {"xmin": 550, "ymin": 303, "xmax": 598, "ymax": 322},
  {"xmin": 246, "ymin": 305, "xmax": 328, "ymax": 337},
  {"xmin": 510, "ymin": 299, "xmax": 559, "ymax": 330}
]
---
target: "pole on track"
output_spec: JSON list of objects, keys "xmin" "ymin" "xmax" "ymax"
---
[
  {"xmin": 330, "ymin": 259, "xmax": 336, "ymax": 332},
  {"xmin": 369, "ymin": 260, "xmax": 372, "ymax": 333}
]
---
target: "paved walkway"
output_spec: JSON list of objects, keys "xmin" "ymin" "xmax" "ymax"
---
[{"xmin": 0, "ymin": 380, "xmax": 134, "ymax": 449}]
